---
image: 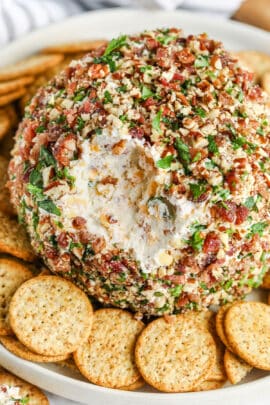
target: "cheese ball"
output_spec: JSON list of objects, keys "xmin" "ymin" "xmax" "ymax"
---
[{"xmin": 9, "ymin": 29, "xmax": 270, "ymax": 316}]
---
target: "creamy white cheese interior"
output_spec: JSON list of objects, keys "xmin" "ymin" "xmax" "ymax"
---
[{"xmin": 58, "ymin": 129, "xmax": 209, "ymax": 273}]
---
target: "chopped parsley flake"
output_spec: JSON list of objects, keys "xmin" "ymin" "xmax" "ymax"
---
[
  {"xmin": 38, "ymin": 199, "xmax": 61, "ymax": 216},
  {"xmin": 188, "ymin": 230, "xmax": 204, "ymax": 252},
  {"xmin": 194, "ymin": 107, "xmax": 207, "ymax": 118},
  {"xmin": 36, "ymin": 125, "xmax": 45, "ymax": 133},
  {"xmin": 189, "ymin": 182, "xmax": 207, "ymax": 200},
  {"xmin": 104, "ymin": 90, "xmax": 113, "ymax": 104},
  {"xmin": 170, "ymin": 285, "xmax": 183, "ymax": 297},
  {"xmin": 156, "ymin": 155, "xmax": 174, "ymax": 169},
  {"xmin": 207, "ymin": 135, "xmax": 219, "ymax": 155},
  {"xmin": 244, "ymin": 195, "xmax": 261, "ymax": 212},
  {"xmin": 247, "ymin": 221, "xmax": 269, "ymax": 238},
  {"xmin": 152, "ymin": 110, "xmax": 162, "ymax": 134},
  {"xmin": 194, "ymin": 55, "xmax": 209, "ymax": 68},
  {"xmin": 104, "ymin": 35, "xmax": 127, "ymax": 56},
  {"xmin": 141, "ymin": 85, "xmax": 154, "ymax": 100},
  {"xmin": 174, "ymin": 138, "xmax": 191, "ymax": 174}
]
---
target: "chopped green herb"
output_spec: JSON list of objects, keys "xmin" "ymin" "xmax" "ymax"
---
[
  {"xmin": 18, "ymin": 397, "xmax": 30, "ymax": 405},
  {"xmin": 206, "ymin": 70, "xmax": 217, "ymax": 79},
  {"xmin": 38, "ymin": 199, "xmax": 61, "ymax": 216},
  {"xmin": 260, "ymin": 251, "xmax": 270, "ymax": 263},
  {"xmin": 36, "ymin": 125, "xmax": 45, "ymax": 133},
  {"xmin": 141, "ymin": 85, "xmax": 154, "ymax": 100},
  {"xmin": 156, "ymin": 155, "xmax": 174, "ymax": 169},
  {"xmin": 181, "ymin": 79, "xmax": 192, "ymax": 95},
  {"xmin": 55, "ymin": 114, "xmax": 66, "ymax": 124},
  {"xmin": 226, "ymin": 87, "xmax": 234, "ymax": 95},
  {"xmin": 157, "ymin": 33, "xmax": 176, "ymax": 45},
  {"xmin": 174, "ymin": 137, "xmax": 191, "ymax": 174},
  {"xmin": 192, "ymin": 152, "xmax": 202, "ymax": 163},
  {"xmin": 104, "ymin": 35, "xmax": 127, "ymax": 56},
  {"xmin": 116, "ymin": 84, "xmax": 127, "ymax": 93},
  {"xmin": 170, "ymin": 285, "xmax": 183, "ymax": 297},
  {"xmin": 156, "ymin": 302, "xmax": 170, "ymax": 313},
  {"xmin": 194, "ymin": 107, "xmax": 206, "ymax": 118},
  {"xmin": 58, "ymin": 167, "xmax": 76, "ymax": 187},
  {"xmin": 244, "ymin": 195, "xmax": 261, "ymax": 212},
  {"xmin": 238, "ymin": 90, "xmax": 244, "ymax": 103},
  {"xmin": 207, "ymin": 135, "xmax": 219, "ymax": 155},
  {"xmin": 200, "ymin": 281, "xmax": 208, "ymax": 290},
  {"xmin": 189, "ymin": 182, "xmax": 207, "ymax": 200},
  {"xmin": 247, "ymin": 221, "xmax": 269, "ymax": 238},
  {"xmin": 39, "ymin": 146, "xmax": 56, "ymax": 167},
  {"xmin": 257, "ymin": 126, "xmax": 265, "ymax": 136},
  {"xmin": 104, "ymin": 90, "xmax": 113, "ymax": 104},
  {"xmin": 205, "ymin": 159, "xmax": 217, "ymax": 170},
  {"xmin": 119, "ymin": 114, "xmax": 128, "ymax": 122},
  {"xmin": 212, "ymin": 186, "xmax": 230, "ymax": 201},
  {"xmin": 29, "ymin": 168, "xmax": 43, "ymax": 188},
  {"xmin": 27, "ymin": 184, "xmax": 44, "ymax": 199},
  {"xmin": 32, "ymin": 212, "xmax": 39, "ymax": 231},
  {"xmin": 152, "ymin": 110, "xmax": 162, "ymax": 134},
  {"xmin": 140, "ymin": 65, "xmax": 152, "ymax": 73},
  {"xmin": 77, "ymin": 116, "xmax": 85, "ymax": 131},
  {"xmin": 73, "ymin": 89, "xmax": 86, "ymax": 102},
  {"xmin": 162, "ymin": 116, "xmax": 179, "ymax": 131},
  {"xmin": 224, "ymin": 279, "xmax": 233, "ymax": 290},
  {"xmin": 95, "ymin": 128, "xmax": 102, "ymax": 135},
  {"xmin": 194, "ymin": 55, "xmax": 209, "ymax": 68},
  {"xmin": 154, "ymin": 291, "xmax": 164, "ymax": 297},
  {"xmin": 188, "ymin": 229, "xmax": 204, "ymax": 251},
  {"xmin": 70, "ymin": 241, "xmax": 83, "ymax": 250}
]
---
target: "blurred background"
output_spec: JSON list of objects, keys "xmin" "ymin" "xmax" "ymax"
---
[{"xmin": 0, "ymin": 0, "xmax": 269, "ymax": 47}]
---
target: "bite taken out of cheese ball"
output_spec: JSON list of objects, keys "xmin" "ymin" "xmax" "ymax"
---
[{"xmin": 8, "ymin": 29, "xmax": 270, "ymax": 316}]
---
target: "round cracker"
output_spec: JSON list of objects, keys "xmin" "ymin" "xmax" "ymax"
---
[
  {"xmin": 224, "ymin": 349, "xmax": 252, "ymax": 385},
  {"xmin": 135, "ymin": 313, "xmax": 216, "ymax": 393},
  {"xmin": 57, "ymin": 357, "xmax": 80, "ymax": 373},
  {"xmin": 193, "ymin": 311, "xmax": 226, "ymax": 381},
  {"xmin": 204, "ymin": 312, "xmax": 226, "ymax": 381},
  {"xmin": 261, "ymin": 270, "xmax": 270, "ymax": 289},
  {"xmin": 0, "ymin": 76, "xmax": 34, "ymax": 96},
  {"xmin": 74, "ymin": 308, "xmax": 144, "ymax": 389},
  {"xmin": 0, "ymin": 109, "xmax": 11, "ymax": 141},
  {"xmin": 9, "ymin": 275, "xmax": 93, "ymax": 356},
  {"xmin": 193, "ymin": 379, "xmax": 226, "ymax": 392},
  {"xmin": 225, "ymin": 302, "xmax": 270, "ymax": 370},
  {"xmin": 0, "ymin": 88, "xmax": 27, "ymax": 107},
  {"xmin": 0, "ymin": 258, "xmax": 33, "ymax": 336},
  {"xmin": 119, "ymin": 377, "xmax": 145, "ymax": 391},
  {"xmin": 0, "ymin": 54, "xmax": 64, "ymax": 81},
  {"xmin": 41, "ymin": 40, "xmax": 107, "ymax": 54},
  {"xmin": 233, "ymin": 51, "xmax": 270, "ymax": 82},
  {"xmin": 0, "ymin": 370, "xmax": 48, "ymax": 404},
  {"xmin": 0, "ymin": 155, "xmax": 16, "ymax": 216},
  {"xmin": 0, "ymin": 212, "xmax": 35, "ymax": 261},
  {"xmin": 216, "ymin": 304, "xmax": 235, "ymax": 352},
  {"xmin": 0, "ymin": 335, "xmax": 69, "ymax": 362}
]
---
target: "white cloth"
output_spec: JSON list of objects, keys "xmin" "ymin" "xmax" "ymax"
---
[{"xmin": 0, "ymin": 0, "xmax": 243, "ymax": 46}]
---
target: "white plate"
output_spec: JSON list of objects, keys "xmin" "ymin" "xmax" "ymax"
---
[{"xmin": 0, "ymin": 8, "xmax": 270, "ymax": 405}]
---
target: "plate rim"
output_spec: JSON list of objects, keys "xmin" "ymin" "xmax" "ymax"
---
[{"xmin": 0, "ymin": 7, "xmax": 269, "ymax": 403}]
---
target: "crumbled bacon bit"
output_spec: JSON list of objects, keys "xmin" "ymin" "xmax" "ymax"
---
[
  {"xmin": 203, "ymin": 232, "xmax": 221, "ymax": 254},
  {"xmin": 53, "ymin": 134, "xmax": 77, "ymax": 166}
]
